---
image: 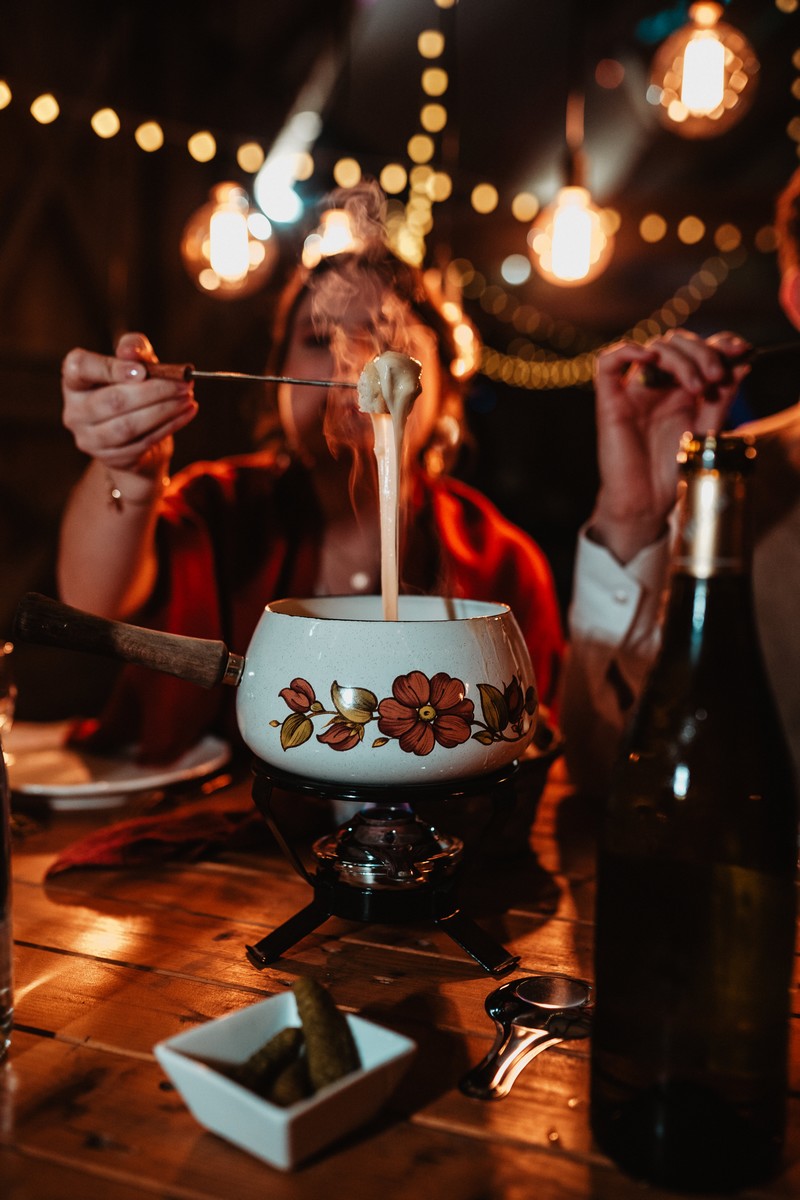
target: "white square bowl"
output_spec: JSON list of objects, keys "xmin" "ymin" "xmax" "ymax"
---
[{"xmin": 153, "ymin": 990, "xmax": 416, "ymax": 1171}]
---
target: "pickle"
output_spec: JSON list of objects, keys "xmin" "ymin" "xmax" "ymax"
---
[
  {"xmin": 293, "ymin": 977, "xmax": 360, "ymax": 1091},
  {"xmin": 269, "ymin": 1054, "xmax": 313, "ymax": 1107},
  {"xmin": 229, "ymin": 1025, "xmax": 304, "ymax": 1095}
]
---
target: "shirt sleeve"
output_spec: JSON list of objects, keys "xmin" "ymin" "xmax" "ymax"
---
[{"xmin": 559, "ymin": 522, "xmax": 670, "ymax": 794}]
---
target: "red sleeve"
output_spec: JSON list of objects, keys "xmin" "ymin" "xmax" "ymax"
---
[
  {"xmin": 427, "ymin": 476, "xmax": 565, "ymax": 711},
  {"xmin": 71, "ymin": 456, "xmax": 318, "ymax": 764}
]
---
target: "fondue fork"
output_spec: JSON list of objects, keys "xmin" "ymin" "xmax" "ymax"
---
[
  {"xmin": 145, "ymin": 362, "xmax": 358, "ymax": 389},
  {"xmin": 638, "ymin": 338, "xmax": 800, "ymax": 389}
]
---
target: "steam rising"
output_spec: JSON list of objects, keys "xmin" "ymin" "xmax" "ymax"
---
[{"xmin": 306, "ymin": 181, "xmax": 423, "ymax": 460}]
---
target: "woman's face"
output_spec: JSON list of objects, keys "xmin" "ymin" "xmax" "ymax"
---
[{"xmin": 278, "ymin": 291, "xmax": 443, "ymax": 469}]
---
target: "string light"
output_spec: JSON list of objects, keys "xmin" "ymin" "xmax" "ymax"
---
[
  {"xmin": 187, "ymin": 130, "xmax": 216, "ymax": 163},
  {"xmin": 471, "ymin": 184, "xmax": 499, "ymax": 214},
  {"xmin": 479, "ymin": 245, "xmax": 751, "ymax": 389},
  {"xmin": 0, "ymin": 7, "xmax": 792, "ymax": 370},
  {"xmin": 90, "ymin": 107, "xmax": 120, "ymax": 139},
  {"xmin": 332, "ymin": 157, "xmax": 362, "ymax": 187},
  {"xmin": 30, "ymin": 93, "xmax": 59, "ymax": 124},
  {"xmin": 134, "ymin": 121, "xmax": 164, "ymax": 152},
  {"xmin": 236, "ymin": 141, "xmax": 266, "ymax": 173}
]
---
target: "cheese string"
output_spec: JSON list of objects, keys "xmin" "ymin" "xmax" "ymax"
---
[
  {"xmin": 371, "ymin": 413, "xmax": 399, "ymax": 622},
  {"xmin": 357, "ymin": 353, "xmax": 422, "ymax": 623}
]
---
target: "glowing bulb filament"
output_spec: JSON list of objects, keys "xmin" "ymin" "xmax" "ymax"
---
[
  {"xmin": 681, "ymin": 34, "xmax": 725, "ymax": 114},
  {"xmin": 551, "ymin": 189, "xmax": 593, "ymax": 282},
  {"xmin": 209, "ymin": 209, "xmax": 250, "ymax": 282}
]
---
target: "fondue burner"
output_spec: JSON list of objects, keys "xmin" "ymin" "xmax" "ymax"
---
[
  {"xmin": 313, "ymin": 806, "xmax": 462, "ymax": 889},
  {"xmin": 245, "ymin": 759, "xmax": 522, "ymax": 976}
]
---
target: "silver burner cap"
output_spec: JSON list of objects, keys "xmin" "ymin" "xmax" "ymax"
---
[{"xmin": 312, "ymin": 806, "xmax": 463, "ymax": 889}]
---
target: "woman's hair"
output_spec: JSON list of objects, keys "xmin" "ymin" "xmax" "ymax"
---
[{"xmin": 253, "ymin": 240, "xmax": 479, "ymax": 475}]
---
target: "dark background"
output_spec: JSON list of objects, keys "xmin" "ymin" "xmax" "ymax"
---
[{"xmin": 2, "ymin": 0, "xmax": 799, "ymax": 715}]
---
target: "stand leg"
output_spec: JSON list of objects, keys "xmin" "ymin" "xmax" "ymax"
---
[
  {"xmin": 435, "ymin": 908, "xmax": 520, "ymax": 976},
  {"xmin": 245, "ymin": 898, "xmax": 332, "ymax": 969}
]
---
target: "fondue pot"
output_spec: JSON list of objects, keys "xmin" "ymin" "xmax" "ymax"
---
[{"xmin": 14, "ymin": 593, "xmax": 538, "ymax": 787}]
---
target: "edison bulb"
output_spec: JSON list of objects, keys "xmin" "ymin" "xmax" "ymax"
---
[
  {"xmin": 649, "ymin": 1, "xmax": 759, "ymax": 138},
  {"xmin": 528, "ymin": 187, "xmax": 615, "ymax": 286},
  {"xmin": 181, "ymin": 183, "xmax": 278, "ymax": 299}
]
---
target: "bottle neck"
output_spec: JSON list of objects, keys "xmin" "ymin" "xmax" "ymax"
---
[{"xmin": 672, "ymin": 467, "xmax": 751, "ymax": 580}]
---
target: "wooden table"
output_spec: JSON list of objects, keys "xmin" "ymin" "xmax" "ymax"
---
[{"xmin": 2, "ymin": 756, "xmax": 798, "ymax": 1199}]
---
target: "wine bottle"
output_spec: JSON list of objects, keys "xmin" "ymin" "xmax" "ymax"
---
[{"xmin": 590, "ymin": 432, "xmax": 798, "ymax": 1192}]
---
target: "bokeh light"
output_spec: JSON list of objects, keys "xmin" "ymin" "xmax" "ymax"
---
[
  {"xmin": 640, "ymin": 213, "xmax": 667, "ymax": 242},
  {"xmin": 134, "ymin": 121, "xmax": 164, "ymax": 152},
  {"xmin": 187, "ymin": 131, "xmax": 217, "ymax": 162},
  {"xmin": 380, "ymin": 163, "xmax": 408, "ymax": 194},
  {"xmin": 90, "ymin": 108, "xmax": 120, "ymax": 138},
  {"xmin": 333, "ymin": 157, "xmax": 362, "ymax": 187},
  {"xmin": 30, "ymin": 93, "xmax": 59, "ymax": 124},
  {"xmin": 471, "ymin": 183, "xmax": 499, "ymax": 214},
  {"xmin": 421, "ymin": 68, "xmax": 449, "ymax": 96},
  {"xmin": 418, "ymin": 30, "xmax": 445, "ymax": 58},
  {"xmin": 237, "ymin": 142, "xmax": 266, "ymax": 173},
  {"xmin": 678, "ymin": 215, "xmax": 706, "ymax": 243}
]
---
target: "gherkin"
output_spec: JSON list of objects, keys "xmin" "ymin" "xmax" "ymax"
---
[
  {"xmin": 293, "ymin": 977, "xmax": 360, "ymax": 1091},
  {"xmin": 269, "ymin": 1054, "xmax": 313, "ymax": 1107},
  {"xmin": 228, "ymin": 1025, "xmax": 303, "ymax": 1096}
]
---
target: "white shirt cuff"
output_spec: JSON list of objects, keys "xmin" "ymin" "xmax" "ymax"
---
[{"xmin": 569, "ymin": 523, "xmax": 670, "ymax": 644}]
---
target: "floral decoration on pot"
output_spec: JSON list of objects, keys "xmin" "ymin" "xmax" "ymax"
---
[{"xmin": 270, "ymin": 670, "xmax": 537, "ymax": 757}]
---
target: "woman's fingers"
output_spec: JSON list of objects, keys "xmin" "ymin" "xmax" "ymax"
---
[
  {"xmin": 115, "ymin": 331, "xmax": 156, "ymax": 362},
  {"xmin": 62, "ymin": 345, "xmax": 150, "ymax": 392},
  {"xmin": 72, "ymin": 393, "xmax": 197, "ymax": 456},
  {"xmin": 92, "ymin": 405, "xmax": 198, "ymax": 471},
  {"xmin": 62, "ymin": 341, "xmax": 197, "ymax": 471}
]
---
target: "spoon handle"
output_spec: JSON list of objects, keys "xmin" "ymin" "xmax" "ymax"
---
[
  {"xmin": 459, "ymin": 1025, "xmax": 554, "ymax": 1099},
  {"xmin": 459, "ymin": 1007, "xmax": 594, "ymax": 1100}
]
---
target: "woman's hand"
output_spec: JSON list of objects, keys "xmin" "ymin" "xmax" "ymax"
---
[
  {"xmin": 590, "ymin": 329, "xmax": 751, "ymax": 563},
  {"xmin": 61, "ymin": 332, "xmax": 197, "ymax": 480}
]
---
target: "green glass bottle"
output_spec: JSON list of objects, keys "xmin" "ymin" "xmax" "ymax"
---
[{"xmin": 590, "ymin": 432, "xmax": 798, "ymax": 1192}]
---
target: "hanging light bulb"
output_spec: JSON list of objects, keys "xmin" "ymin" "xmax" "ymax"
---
[
  {"xmin": 180, "ymin": 183, "xmax": 277, "ymax": 299},
  {"xmin": 648, "ymin": 2, "xmax": 759, "ymax": 138},
  {"xmin": 528, "ymin": 93, "xmax": 615, "ymax": 287},
  {"xmin": 528, "ymin": 187, "xmax": 615, "ymax": 286}
]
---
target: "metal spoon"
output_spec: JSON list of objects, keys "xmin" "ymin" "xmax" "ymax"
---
[
  {"xmin": 463, "ymin": 979, "xmax": 524, "ymax": 1085},
  {"xmin": 459, "ymin": 973, "xmax": 592, "ymax": 1100}
]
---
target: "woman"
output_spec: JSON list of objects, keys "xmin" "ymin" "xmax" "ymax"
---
[{"xmin": 58, "ymin": 194, "xmax": 564, "ymax": 764}]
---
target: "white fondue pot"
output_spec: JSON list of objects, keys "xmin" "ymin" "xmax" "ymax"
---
[{"xmin": 14, "ymin": 593, "xmax": 538, "ymax": 787}]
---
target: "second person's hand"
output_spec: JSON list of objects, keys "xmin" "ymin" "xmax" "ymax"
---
[{"xmin": 590, "ymin": 329, "xmax": 751, "ymax": 564}]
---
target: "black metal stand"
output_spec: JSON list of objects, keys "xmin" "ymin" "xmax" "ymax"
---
[{"xmin": 245, "ymin": 760, "xmax": 521, "ymax": 976}]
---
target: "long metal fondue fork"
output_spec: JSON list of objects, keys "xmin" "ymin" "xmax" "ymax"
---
[{"xmin": 145, "ymin": 362, "xmax": 358, "ymax": 389}]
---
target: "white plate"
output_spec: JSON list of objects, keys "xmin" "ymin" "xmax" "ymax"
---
[{"xmin": 4, "ymin": 720, "xmax": 231, "ymax": 810}]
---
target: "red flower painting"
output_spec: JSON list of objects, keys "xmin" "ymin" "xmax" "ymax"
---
[
  {"xmin": 376, "ymin": 670, "xmax": 475, "ymax": 756},
  {"xmin": 271, "ymin": 667, "xmax": 536, "ymax": 759}
]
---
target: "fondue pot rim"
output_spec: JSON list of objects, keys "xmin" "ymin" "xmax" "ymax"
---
[{"xmin": 264, "ymin": 595, "xmax": 512, "ymax": 623}]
